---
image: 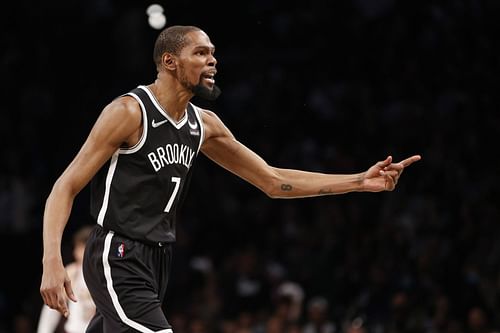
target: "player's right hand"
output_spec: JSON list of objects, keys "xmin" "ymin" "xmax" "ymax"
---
[{"xmin": 40, "ymin": 260, "xmax": 77, "ymax": 318}]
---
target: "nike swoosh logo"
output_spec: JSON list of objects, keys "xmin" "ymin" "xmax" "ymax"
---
[
  {"xmin": 188, "ymin": 118, "xmax": 198, "ymax": 130},
  {"xmin": 152, "ymin": 119, "xmax": 168, "ymax": 128}
]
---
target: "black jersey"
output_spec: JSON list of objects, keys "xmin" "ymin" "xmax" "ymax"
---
[{"xmin": 90, "ymin": 85, "xmax": 204, "ymax": 244}]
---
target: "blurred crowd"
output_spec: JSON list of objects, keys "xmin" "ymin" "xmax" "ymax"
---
[{"xmin": 1, "ymin": 0, "xmax": 499, "ymax": 332}]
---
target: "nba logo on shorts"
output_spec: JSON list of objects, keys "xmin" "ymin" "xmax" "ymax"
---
[{"xmin": 117, "ymin": 243, "xmax": 125, "ymax": 257}]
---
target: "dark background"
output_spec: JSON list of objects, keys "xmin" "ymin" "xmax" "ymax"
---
[{"xmin": 1, "ymin": 0, "xmax": 499, "ymax": 332}]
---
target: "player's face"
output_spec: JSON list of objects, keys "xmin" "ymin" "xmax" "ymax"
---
[{"xmin": 177, "ymin": 31, "xmax": 220, "ymax": 100}]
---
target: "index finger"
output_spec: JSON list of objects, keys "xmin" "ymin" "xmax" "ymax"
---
[
  {"xmin": 57, "ymin": 295, "xmax": 70, "ymax": 318},
  {"xmin": 42, "ymin": 288, "xmax": 69, "ymax": 317},
  {"xmin": 399, "ymin": 155, "xmax": 422, "ymax": 167},
  {"xmin": 65, "ymin": 278, "xmax": 77, "ymax": 303}
]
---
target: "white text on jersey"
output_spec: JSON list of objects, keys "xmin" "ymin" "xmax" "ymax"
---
[{"xmin": 147, "ymin": 144, "xmax": 196, "ymax": 171}]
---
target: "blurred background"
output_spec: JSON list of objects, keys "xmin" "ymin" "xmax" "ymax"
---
[{"xmin": 1, "ymin": 0, "xmax": 499, "ymax": 332}]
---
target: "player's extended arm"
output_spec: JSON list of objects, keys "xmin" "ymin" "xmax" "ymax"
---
[
  {"xmin": 200, "ymin": 110, "xmax": 420, "ymax": 198},
  {"xmin": 40, "ymin": 96, "xmax": 142, "ymax": 317}
]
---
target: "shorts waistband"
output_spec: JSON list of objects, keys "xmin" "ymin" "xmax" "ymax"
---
[{"xmin": 95, "ymin": 225, "xmax": 172, "ymax": 248}]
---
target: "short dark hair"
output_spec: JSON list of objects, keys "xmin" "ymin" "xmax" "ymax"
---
[{"xmin": 153, "ymin": 25, "xmax": 202, "ymax": 69}]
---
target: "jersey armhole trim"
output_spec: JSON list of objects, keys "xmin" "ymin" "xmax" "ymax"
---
[
  {"xmin": 118, "ymin": 92, "xmax": 148, "ymax": 154},
  {"xmin": 191, "ymin": 103, "xmax": 205, "ymax": 154}
]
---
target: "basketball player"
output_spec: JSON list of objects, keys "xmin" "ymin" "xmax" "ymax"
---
[
  {"xmin": 37, "ymin": 225, "xmax": 95, "ymax": 333},
  {"xmin": 40, "ymin": 25, "xmax": 421, "ymax": 332}
]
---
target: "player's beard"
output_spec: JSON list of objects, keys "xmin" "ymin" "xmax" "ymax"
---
[
  {"xmin": 179, "ymin": 67, "xmax": 221, "ymax": 101},
  {"xmin": 192, "ymin": 83, "xmax": 221, "ymax": 101}
]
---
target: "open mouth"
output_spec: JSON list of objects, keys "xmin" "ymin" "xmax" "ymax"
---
[{"xmin": 201, "ymin": 72, "xmax": 216, "ymax": 85}]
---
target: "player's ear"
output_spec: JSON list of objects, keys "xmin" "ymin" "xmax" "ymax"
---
[{"xmin": 162, "ymin": 53, "xmax": 176, "ymax": 71}]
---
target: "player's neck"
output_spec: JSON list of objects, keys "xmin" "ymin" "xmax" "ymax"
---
[{"xmin": 149, "ymin": 79, "xmax": 192, "ymax": 122}]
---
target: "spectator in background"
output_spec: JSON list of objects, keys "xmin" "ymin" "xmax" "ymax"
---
[
  {"xmin": 37, "ymin": 225, "xmax": 95, "ymax": 333},
  {"xmin": 303, "ymin": 296, "xmax": 336, "ymax": 333},
  {"xmin": 466, "ymin": 307, "xmax": 492, "ymax": 333}
]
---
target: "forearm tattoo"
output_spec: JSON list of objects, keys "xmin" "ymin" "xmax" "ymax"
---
[{"xmin": 281, "ymin": 184, "xmax": 292, "ymax": 191}]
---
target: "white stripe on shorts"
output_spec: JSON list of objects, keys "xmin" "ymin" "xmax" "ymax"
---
[{"xmin": 102, "ymin": 231, "xmax": 173, "ymax": 333}]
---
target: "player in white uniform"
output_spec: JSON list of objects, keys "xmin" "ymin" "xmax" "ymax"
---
[{"xmin": 37, "ymin": 226, "xmax": 95, "ymax": 333}]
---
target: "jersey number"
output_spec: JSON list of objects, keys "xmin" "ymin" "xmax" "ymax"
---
[{"xmin": 164, "ymin": 177, "xmax": 181, "ymax": 213}]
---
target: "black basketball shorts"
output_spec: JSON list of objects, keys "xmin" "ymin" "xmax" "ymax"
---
[{"xmin": 83, "ymin": 225, "xmax": 173, "ymax": 332}]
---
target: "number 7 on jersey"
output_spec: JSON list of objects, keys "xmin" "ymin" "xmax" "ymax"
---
[{"xmin": 164, "ymin": 177, "xmax": 181, "ymax": 213}]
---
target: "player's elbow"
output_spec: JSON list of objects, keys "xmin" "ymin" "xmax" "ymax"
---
[
  {"xmin": 49, "ymin": 177, "xmax": 80, "ymax": 202},
  {"xmin": 263, "ymin": 187, "xmax": 279, "ymax": 199},
  {"xmin": 261, "ymin": 174, "xmax": 283, "ymax": 199}
]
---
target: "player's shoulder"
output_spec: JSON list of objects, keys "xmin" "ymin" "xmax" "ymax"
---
[
  {"xmin": 187, "ymin": 103, "xmax": 219, "ymax": 127},
  {"xmin": 190, "ymin": 105, "xmax": 232, "ymax": 141},
  {"xmin": 102, "ymin": 94, "xmax": 142, "ymax": 122},
  {"xmin": 109, "ymin": 94, "xmax": 141, "ymax": 112},
  {"xmin": 189, "ymin": 104, "xmax": 217, "ymax": 121}
]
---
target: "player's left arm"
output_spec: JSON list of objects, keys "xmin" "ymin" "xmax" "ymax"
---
[{"xmin": 200, "ymin": 109, "xmax": 421, "ymax": 198}]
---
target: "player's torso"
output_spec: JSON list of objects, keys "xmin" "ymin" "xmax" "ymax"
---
[{"xmin": 90, "ymin": 85, "xmax": 204, "ymax": 244}]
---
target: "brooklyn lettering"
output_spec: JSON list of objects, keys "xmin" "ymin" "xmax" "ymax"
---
[{"xmin": 148, "ymin": 144, "xmax": 196, "ymax": 171}]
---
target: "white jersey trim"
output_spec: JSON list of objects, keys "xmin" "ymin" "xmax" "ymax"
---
[
  {"xmin": 118, "ymin": 92, "xmax": 148, "ymax": 154},
  {"xmin": 139, "ymin": 85, "xmax": 188, "ymax": 130},
  {"xmin": 191, "ymin": 103, "xmax": 205, "ymax": 154},
  {"xmin": 102, "ymin": 231, "xmax": 173, "ymax": 333},
  {"xmin": 97, "ymin": 151, "xmax": 119, "ymax": 226}
]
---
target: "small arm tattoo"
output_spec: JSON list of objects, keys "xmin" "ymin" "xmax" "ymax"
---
[{"xmin": 281, "ymin": 184, "xmax": 293, "ymax": 191}]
